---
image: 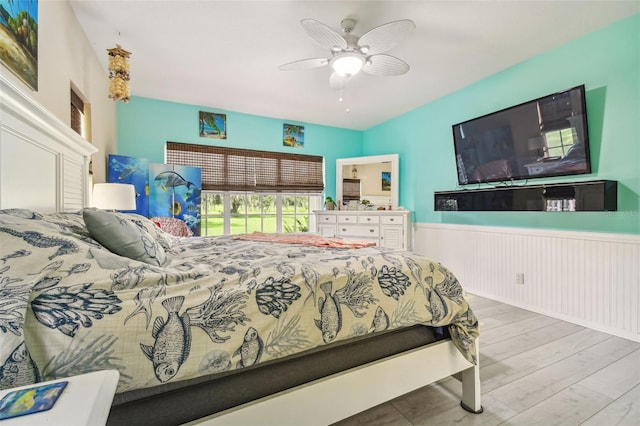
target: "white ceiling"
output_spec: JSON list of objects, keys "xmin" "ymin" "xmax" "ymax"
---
[{"xmin": 69, "ymin": 1, "xmax": 639, "ymax": 131}]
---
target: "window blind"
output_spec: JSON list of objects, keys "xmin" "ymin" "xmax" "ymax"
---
[
  {"xmin": 165, "ymin": 141, "xmax": 324, "ymax": 193},
  {"xmin": 70, "ymin": 88, "xmax": 84, "ymax": 135}
]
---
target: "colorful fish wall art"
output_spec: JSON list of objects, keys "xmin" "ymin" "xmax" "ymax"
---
[
  {"xmin": 149, "ymin": 163, "xmax": 202, "ymax": 236},
  {"xmin": 108, "ymin": 154, "xmax": 149, "ymax": 216},
  {"xmin": 107, "ymin": 155, "xmax": 202, "ymax": 235}
]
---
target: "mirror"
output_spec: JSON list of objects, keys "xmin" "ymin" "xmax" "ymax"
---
[{"xmin": 336, "ymin": 154, "xmax": 399, "ymax": 210}]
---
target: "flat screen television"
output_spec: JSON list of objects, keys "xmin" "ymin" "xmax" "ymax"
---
[{"xmin": 452, "ymin": 85, "xmax": 591, "ymax": 185}]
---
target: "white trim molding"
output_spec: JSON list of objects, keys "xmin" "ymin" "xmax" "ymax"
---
[{"xmin": 414, "ymin": 222, "xmax": 640, "ymax": 342}]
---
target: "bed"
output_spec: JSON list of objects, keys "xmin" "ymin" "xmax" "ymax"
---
[{"xmin": 0, "ymin": 74, "xmax": 482, "ymax": 425}]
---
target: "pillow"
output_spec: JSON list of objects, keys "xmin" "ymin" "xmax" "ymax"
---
[
  {"xmin": 83, "ymin": 208, "xmax": 167, "ymax": 266},
  {"xmin": 150, "ymin": 216, "xmax": 193, "ymax": 237}
]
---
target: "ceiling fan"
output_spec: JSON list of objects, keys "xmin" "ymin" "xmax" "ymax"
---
[{"xmin": 279, "ymin": 18, "xmax": 415, "ymax": 89}]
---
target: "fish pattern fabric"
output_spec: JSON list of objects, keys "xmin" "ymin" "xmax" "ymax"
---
[{"xmin": 0, "ymin": 208, "xmax": 478, "ymax": 393}]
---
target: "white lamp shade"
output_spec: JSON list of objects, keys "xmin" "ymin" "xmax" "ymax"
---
[
  {"xmin": 92, "ymin": 183, "xmax": 136, "ymax": 210},
  {"xmin": 330, "ymin": 53, "xmax": 364, "ymax": 77}
]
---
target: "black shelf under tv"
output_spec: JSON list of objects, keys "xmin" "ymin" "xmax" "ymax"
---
[{"xmin": 434, "ymin": 180, "xmax": 617, "ymax": 212}]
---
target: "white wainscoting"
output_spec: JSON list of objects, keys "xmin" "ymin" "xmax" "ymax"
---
[{"xmin": 414, "ymin": 223, "xmax": 640, "ymax": 342}]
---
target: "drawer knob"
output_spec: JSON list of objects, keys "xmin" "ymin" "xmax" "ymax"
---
[
  {"xmin": 389, "ymin": 218, "xmax": 395, "ymax": 222},
  {"xmin": 366, "ymin": 218, "xmax": 371, "ymax": 221},
  {"xmin": 342, "ymin": 228, "xmax": 347, "ymax": 232},
  {"xmin": 369, "ymin": 229, "xmax": 374, "ymax": 233}
]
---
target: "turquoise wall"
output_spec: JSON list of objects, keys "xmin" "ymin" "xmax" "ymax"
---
[
  {"xmin": 364, "ymin": 14, "xmax": 639, "ymax": 234},
  {"xmin": 117, "ymin": 15, "xmax": 638, "ymax": 235},
  {"xmin": 116, "ymin": 97, "xmax": 363, "ymax": 201}
]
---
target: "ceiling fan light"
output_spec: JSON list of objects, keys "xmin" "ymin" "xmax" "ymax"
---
[{"xmin": 331, "ymin": 53, "xmax": 364, "ymax": 77}]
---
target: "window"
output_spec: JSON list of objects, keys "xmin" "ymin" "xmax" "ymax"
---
[
  {"xmin": 200, "ymin": 192, "xmax": 321, "ymax": 236},
  {"xmin": 166, "ymin": 142, "xmax": 324, "ymax": 236},
  {"xmin": 282, "ymin": 194, "xmax": 312, "ymax": 233},
  {"xmin": 70, "ymin": 86, "xmax": 93, "ymax": 177},
  {"xmin": 70, "ymin": 88, "xmax": 85, "ymax": 137}
]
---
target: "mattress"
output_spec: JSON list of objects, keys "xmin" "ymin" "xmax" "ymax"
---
[{"xmin": 108, "ymin": 325, "xmax": 448, "ymax": 425}]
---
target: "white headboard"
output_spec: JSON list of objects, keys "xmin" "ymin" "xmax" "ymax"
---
[{"xmin": 0, "ymin": 74, "xmax": 97, "ymax": 212}]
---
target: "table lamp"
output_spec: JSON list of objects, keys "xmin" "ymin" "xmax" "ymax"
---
[{"xmin": 92, "ymin": 183, "xmax": 136, "ymax": 211}]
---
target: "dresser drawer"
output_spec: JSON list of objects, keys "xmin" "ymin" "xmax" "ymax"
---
[
  {"xmin": 380, "ymin": 215, "xmax": 404, "ymax": 225},
  {"xmin": 338, "ymin": 215, "xmax": 358, "ymax": 224},
  {"xmin": 357, "ymin": 215, "xmax": 380, "ymax": 224},
  {"xmin": 317, "ymin": 214, "xmax": 337, "ymax": 224},
  {"xmin": 337, "ymin": 225, "xmax": 379, "ymax": 238}
]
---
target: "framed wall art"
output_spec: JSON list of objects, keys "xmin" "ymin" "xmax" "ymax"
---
[
  {"xmin": 199, "ymin": 111, "xmax": 226, "ymax": 139},
  {"xmin": 108, "ymin": 154, "xmax": 149, "ymax": 216},
  {"xmin": 0, "ymin": 0, "xmax": 38, "ymax": 91},
  {"xmin": 149, "ymin": 163, "xmax": 202, "ymax": 235},
  {"xmin": 381, "ymin": 171, "xmax": 391, "ymax": 191},
  {"xmin": 283, "ymin": 123, "xmax": 304, "ymax": 148}
]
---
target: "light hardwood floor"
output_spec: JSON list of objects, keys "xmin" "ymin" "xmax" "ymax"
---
[{"xmin": 334, "ymin": 295, "xmax": 640, "ymax": 426}]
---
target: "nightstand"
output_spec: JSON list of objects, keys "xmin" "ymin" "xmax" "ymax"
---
[{"xmin": 0, "ymin": 370, "xmax": 119, "ymax": 425}]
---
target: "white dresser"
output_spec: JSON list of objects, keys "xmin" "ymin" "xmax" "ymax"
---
[{"xmin": 314, "ymin": 210, "xmax": 412, "ymax": 250}]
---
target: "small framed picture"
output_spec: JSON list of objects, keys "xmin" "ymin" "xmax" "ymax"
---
[
  {"xmin": 199, "ymin": 111, "xmax": 226, "ymax": 139},
  {"xmin": 283, "ymin": 123, "xmax": 304, "ymax": 148},
  {"xmin": 382, "ymin": 171, "xmax": 391, "ymax": 191}
]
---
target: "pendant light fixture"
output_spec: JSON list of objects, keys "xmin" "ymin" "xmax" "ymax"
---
[{"xmin": 107, "ymin": 44, "xmax": 131, "ymax": 102}]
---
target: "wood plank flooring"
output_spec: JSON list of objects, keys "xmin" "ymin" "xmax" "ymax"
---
[{"xmin": 333, "ymin": 295, "xmax": 640, "ymax": 426}]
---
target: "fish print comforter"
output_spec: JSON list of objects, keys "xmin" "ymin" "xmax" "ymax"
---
[{"xmin": 0, "ymin": 209, "xmax": 478, "ymax": 393}]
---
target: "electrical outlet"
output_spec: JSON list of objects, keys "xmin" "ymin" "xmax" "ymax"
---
[{"xmin": 515, "ymin": 272, "xmax": 525, "ymax": 285}]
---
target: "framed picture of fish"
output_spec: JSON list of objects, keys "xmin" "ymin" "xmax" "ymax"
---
[
  {"xmin": 0, "ymin": 0, "xmax": 38, "ymax": 91},
  {"xmin": 283, "ymin": 123, "xmax": 304, "ymax": 148},
  {"xmin": 149, "ymin": 163, "xmax": 202, "ymax": 235},
  {"xmin": 199, "ymin": 111, "xmax": 226, "ymax": 139},
  {"xmin": 108, "ymin": 154, "xmax": 149, "ymax": 216}
]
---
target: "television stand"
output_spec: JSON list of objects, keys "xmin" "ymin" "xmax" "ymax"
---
[{"xmin": 434, "ymin": 180, "xmax": 617, "ymax": 212}]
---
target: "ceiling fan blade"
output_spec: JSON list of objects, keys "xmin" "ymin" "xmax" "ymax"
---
[
  {"xmin": 329, "ymin": 72, "xmax": 351, "ymax": 90},
  {"xmin": 301, "ymin": 19, "xmax": 348, "ymax": 50},
  {"xmin": 363, "ymin": 54, "xmax": 410, "ymax": 76},
  {"xmin": 358, "ymin": 19, "xmax": 415, "ymax": 55},
  {"xmin": 279, "ymin": 58, "xmax": 329, "ymax": 71}
]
